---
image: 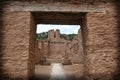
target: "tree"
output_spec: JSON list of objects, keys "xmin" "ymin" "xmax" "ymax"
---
[
  {"xmin": 36, "ymin": 31, "xmax": 77, "ymax": 41},
  {"xmin": 36, "ymin": 32, "xmax": 48, "ymax": 40}
]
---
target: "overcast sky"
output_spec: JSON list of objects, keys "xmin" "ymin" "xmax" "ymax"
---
[{"xmin": 36, "ymin": 24, "xmax": 80, "ymax": 34}]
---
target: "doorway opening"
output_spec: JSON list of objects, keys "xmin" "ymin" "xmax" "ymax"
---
[{"xmin": 31, "ymin": 12, "xmax": 86, "ymax": 80}]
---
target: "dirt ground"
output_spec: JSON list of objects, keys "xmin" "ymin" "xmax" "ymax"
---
[{"xmin": 34, "ymin": 63, "xmax": 84, "ymax": 80}]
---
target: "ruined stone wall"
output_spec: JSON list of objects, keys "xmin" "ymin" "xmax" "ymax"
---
[
  {"xmin": 78, "ymin": 29, "xmax": 84, "ymax": 64},
  {"xmin": 48, "ymin": 29, "xmax": 54, "ymax": 40},
  {"xmin": 48, "ymin": 40, "xmax": 66, "ymax": 63},
  {"xmin": 65, "ymin": 34, "xmax": 83, "ymax": 64},
  {"xmin": 38, "ymin": 41, "xmax": 43, "ymax": 62},
  {"xmin": 41, "ymin": 41, "xmax": 49, "ymax": 60},
  {"xmin": 83, "ymin": 2, "xmax": 120, "ymax": 80},
  {"xmin": 46, "ymin": 30, "xmax": 66, "ymax": 63},
  {"xmin": 66, "ymin": 40, "xmax": 80, "ymax": 63},
  {"xmin": 55, "ymin": 29, "xmax": 60, "ymax": 39},
  {"xmin": 40, "ymin": 29, "xmax": 83, "ymax": 64},
  {"xmin": 35, "ymin": 40, "xmax": 40, "ymax": 64}
]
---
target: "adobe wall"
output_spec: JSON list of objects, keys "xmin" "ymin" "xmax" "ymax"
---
[
  {"xmin": 48, "ymin": 40, "xmax": 66, "ymax": 63},
  {"xmin": 0, "ymin": 0, "xmax": 120, "ymax": 80},
  {"xmin": 29, "ymin": 12, "xmax": 36, "ymax": 79},
  {"xmin": 39, "ymin": 30, "xmax": 66, "ymax": 63},
  {"xmin": 0, "ymin": 2, "xmax": 36, "ymax": 80},
  {"xmin": 48, "ymin": 30, "xmax": 54, "ymax": 40},
  {"xmin": 66, "ymin": 40, "xmax": 80, "ymax": 63},
  {"xmin": 55, "ymin": 29, "xmax": 60, "ymax": 39},
  {"xmin": 67, "ymin": 29, "xmax": 84, "ymax": 64},
  {"xmin": 83, "ymin": 2, "xmax": 120, "ymax": 80},
  {"xmin": 39, "ymin": 29, "xmax": 83, "ymax": 64},
  {"xmin": 35, "ymin": 40, "xmax": 40, "ymax": 64},
  {"xmin": 63, "ymin": 29, "xmax": 84, "ymax": 64},
  {"xmin": 39, "ymin": 40, "xmax": 49, "ymax": 64},
  {"xmin": 78, "ymin": 29, "xmax": 84, "ymax": 64}
]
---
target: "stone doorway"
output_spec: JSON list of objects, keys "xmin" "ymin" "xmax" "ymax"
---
[
  {"xmin": 32, "ymin": 12, "xmax": 86, "ymax": 80},
  {"xmin": 2, "ymin": 1, "xmax": 119, "ymax": 80}
]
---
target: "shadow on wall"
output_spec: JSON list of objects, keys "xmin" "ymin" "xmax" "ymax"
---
[
  {"xmin": 0, "ymin": 1, "xmax": 7, "ymax": 80},
  {"xmin": 113, "ymin": 1, "xmax": 120, "ymax": 80}
]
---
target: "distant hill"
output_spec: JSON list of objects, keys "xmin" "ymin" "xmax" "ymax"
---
[
  {"xmin": 36, "ymin": 32, "xmax": 48, "ymax": 40},
  {"xmin": 60, "ymin": 34, "xmax": 77, "ymax": 41},
  {"xmin": 36, "ymin": 31, "xmax": 77, "ymax": 41}
]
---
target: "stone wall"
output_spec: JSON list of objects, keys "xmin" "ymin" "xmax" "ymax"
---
[
  {"xmin": 83, "ymin": 2, "xmax": 120, "ymax": 80},
  {"xmin": 39, "ymin": 29, "xmax": 83, "ymax": 64},
  {"xmin": 40, "ymin": 40, "xmax": 49, "ymax": 63},
  {"xmin": 0, "ymin": 2, "xmax": 37, "ymax": 80},
  {"xmin": 48, "ymin": 40, "xmax": 66, "ymax": 63},
  {"xmin": 48, "ymin": 29, "xmax": 54, "ymax": 40},
  {"xmin": 78, "ymin": 29, "xmax": 84, "ymax": 64},
  {"xmin": 35, "ymin": 40, "xmax": 40, "ymax": 64},
  {"xmin": 1, "ymin": 1, "xmax": 120, "ymax": 80},
  {"xmin": 28, "ymin": 12, "xmax": 36, "ymax": 79},
  {"xmin": 1, "ymin": 3, "xmax": 33, "ymax": 80},
  {"xmin": 55, "ymin": 29, "xmax": 60, "ymax": 39},
  {"xmin": 66, "ymin": 29, "xmax": 84, "ymax": 64},
  {"xmin": 66, "ymin": 40, "xmax": 79, "ymax": 63},
  {"xmin": 39, "ymin": 30, "xmax": 66, "ymax": 63}
]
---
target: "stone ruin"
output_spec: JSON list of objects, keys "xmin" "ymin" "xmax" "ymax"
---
[
  {"xmin": 36, "ymin": 29, "xmax": 83, "ymax": 64},
  {"xmin": 0, "ymin": 0, "xmax": 120, "ymax": 80}
]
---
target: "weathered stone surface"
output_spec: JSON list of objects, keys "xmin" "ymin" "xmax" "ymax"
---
[
  {"xmin": 55, "ymin": 29, "xmax": 60, "ymax": 39},
  {"xmin": 39, "ymin": 29, "xmax": 83, "ymax": 64},
  {"xmin": 48, "ymin": 29, "xmax": 54, "ymax": 40},
  {"xmin": 9, "ymin": 1, "xmax": 105, "ymax": 13},
  {"xmin": 35, "ymin": 40, "xmax": 40, "ymax": 64},
  {"xmin": 0, "ymin": 0, "xmax": 120, "ymax": 80},
  {"xmin": 1, "ymin": 11, "xmax": 31, "ymax": 80},
  {"xmin": 0, "ymin": 2, "xmax": 36, "ymax": 80},
  {"xmin": 83, "ymin": 2, "xmax": 120, "ymax": 80}
]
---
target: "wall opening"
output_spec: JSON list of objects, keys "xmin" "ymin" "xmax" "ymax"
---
[
  {"xmin": 36, "ymin": 24, "xmax": 80, "ymax": 40},
  {"xmin": 34, "ymin": 23, "xmax": 84, "ymax": 80},
  {"xmin": 30, "ymin": 12, "xmax": 86, "ymax": 80}
]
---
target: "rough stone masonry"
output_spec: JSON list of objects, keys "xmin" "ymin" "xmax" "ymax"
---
[
  {"xmin": 0, "ymin": 0, "xmax": 120, "ymax": 80},
  {"xmin": 38, "ymin": 29, "xmax": 83, "ymax": 64}
]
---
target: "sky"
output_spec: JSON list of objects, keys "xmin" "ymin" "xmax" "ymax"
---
[{"xmin": 36, "ymin": 24, "xmax": 80, "ymax": 34}]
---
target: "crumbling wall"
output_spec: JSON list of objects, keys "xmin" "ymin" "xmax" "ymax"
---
[
  {"xmin": 35, "ymin": 40, "xmax": 40, "ymax": 64},
  {"xmin": 55, "ymin": 29, "xmax": 60, "ymax": 39},
  {"xmin": 40, "ymin": 29, "xmax": 83, "ymax": 64},
  {"xmin": 83, "ymin": 2, "xmax": 120, "ymax": 80},
  {"xmin": 78, "ymin": 29, "xmax": 84, "ymax": 64},
  {"xmin": 48, "ymin": 41, "xmax": 66, "ymax": 63},
  {"xmin": 41, "ymin": 41, "xmax": 49, "ymax": 61},
  {"xmin": 66, "ymin": 40, "xmax": 80, "ymax": 63},
  {"xmin": 47, "ymin": 30, "xmax": 66, "ymax": 63},
  {"xmin": 48, "ymin": 29, "xmax": 54, "ymax": 40}
]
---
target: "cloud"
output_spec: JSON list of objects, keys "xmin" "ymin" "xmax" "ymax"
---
[{"xmin": 36, "ymin": 24, "xmax": 80, "ymax": 34}]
